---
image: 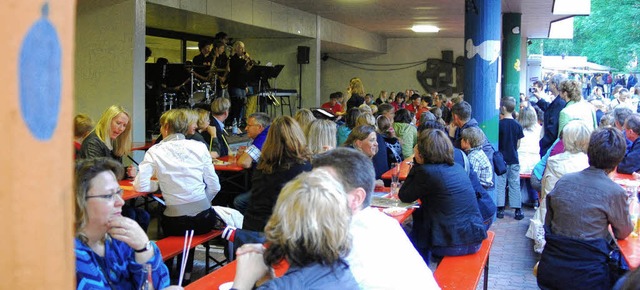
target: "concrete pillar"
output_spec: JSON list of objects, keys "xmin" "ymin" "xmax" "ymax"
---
[
  {"xmin": 464, "ymin": 0, "xmax": 502, "ymax": 145},
  {"xmin": 2, "ymin": 1, "xmax": 76, "ymax": 288},
  {"xmin": 502, "ymin": 13, "xmax": 522, "ymax": 111}
]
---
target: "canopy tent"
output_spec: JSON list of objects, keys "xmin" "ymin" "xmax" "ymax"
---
[{"xmin": 540, "ymin": 55, "xmax": 610, "ymax": 74}]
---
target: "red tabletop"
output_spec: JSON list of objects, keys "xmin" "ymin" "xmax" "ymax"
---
[
  {"xmin": 118, "ymin": 180, "xmax": 146, "ymax": 201},
  {"xmin": 131, "ymin": 141, "xmax": 154, "ymax": 151},
  {"xmin": 186, "ymin": 259, "xmax": 289, "ymax": 290},
  {"xmin": 214, "ymin": 155, "xmax": 245, "ymax": 172},
  {"xmin": 618, "ymin": 237, "xmax": 640, "ymax": 270},
  {"xmin": 372, "ymin": 186, "xmax": 414, "ymax": 223},
  {"xmin": 380, "ymin": 156, "xmax": 414, "ymax": 181}
]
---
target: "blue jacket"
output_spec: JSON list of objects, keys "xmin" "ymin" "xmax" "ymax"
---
[
  {"xmin": 372, "ymin": 133, "xmax": 390, "ymax": 179},
  {"xmin": 617, "ymin": 138, "xmax": 640, "ymax": 174},
  {"xmin": 258, "ymin": 260, "xmax": 359, "ymax": 289},
  {"xmin": 537, "ymin": 96, "xmax": 567, "ymax": 157},
  {"xmin": 212, "ymin": 117, "xmax": 229, "ymax": 157},
  {"xmin": 537, "ymin": 229, "xmax": 615, "ymax": 290},
  {"xmin": 399, "ymin": 162, "xmax": 487, "ymax": 249},
  {"xmin": 75, "ymin": 238, "xmax": 170, "ymax": 290}
]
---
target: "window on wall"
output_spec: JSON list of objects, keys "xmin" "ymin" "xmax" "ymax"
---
[
  {"xmin": 145, "ymin": 35, "xmax": 183, "ymax": 64},
  {"xmin": 146, "ymin": 28, "xmax": 214, "ymax": 64}
]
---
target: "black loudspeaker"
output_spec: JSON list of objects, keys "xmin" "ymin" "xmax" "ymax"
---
[{"xmin": 297, "ymin": 46, "xmax": 310, "ymax": 64}]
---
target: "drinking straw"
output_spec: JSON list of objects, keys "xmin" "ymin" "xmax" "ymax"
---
[{"xmin": 178, "ymin": 230, "xmax": 195, "ymax": 286}]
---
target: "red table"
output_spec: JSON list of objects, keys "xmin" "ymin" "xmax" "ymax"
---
[
  {"xmin": 186, "ymin": 259, "xmax": 289, "ymax": 290},
  {"xmin": 380, "ymin": 156, "xmax": 414, "ymax": 181},
  {"xmin": 131, "ymin": 141, "xmax": 154, "ymax": 151},
  {"xmin": 119, "ymin": 179, "xmax": 148, "ymax": 201},
  {"xmin": 214, "ymin": 155, "xmax": 250, "ymax": 193},
  {"xmin": 618, "ymin": 237, "xmax": 640, "ymax": 270}
]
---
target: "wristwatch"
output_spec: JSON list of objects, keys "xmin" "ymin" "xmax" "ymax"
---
[{"xmin": 134, "ymin": 241, "xmax": 152, "ymax": 253}]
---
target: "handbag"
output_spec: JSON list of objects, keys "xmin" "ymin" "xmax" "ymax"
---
[{"xmin": 493, "ymin": 150, "xmax": 507, "ymax": 175}]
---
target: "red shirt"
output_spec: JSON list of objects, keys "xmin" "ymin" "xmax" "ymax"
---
[
  {"xmin": 406, "ymin": 104, "xmax": 419, "ymax": 113},
  {"xmin": 321, "ymin": 102, "xmax": 343, "ymax": 114}
]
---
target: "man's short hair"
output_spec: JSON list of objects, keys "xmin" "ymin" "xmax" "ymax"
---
[
  {"xmin": 461, "ymin": 126, "xmax": 486, "ymax": 148},
  {"xmin": 330, "ymin": 92, "xmax": 342, "ymax": 99},
  {"xmin": 213, "ymin": 40, "xmax": 225, "ymax": 49},
  {"xmin": 198, "ymin": 40, "xmax": 212, "ymax": 50},
  {"xmin": 211, "ymin": 97, "xmax": 231, "ymax": 115},
  {"xmin": 500, "ymin": 97, "xmax": 516, "ymax": 114},
  {"xmin": 614, "ymin": 107, "xmax": 633, "ymax": 127},
  {"xmin": 410, "ymin": 94, "xmax": 421, "ymax": 101},
  {"xmin": 587, "ymin": 127, "xmax": 626, "ymax": 173},
  {"xmin": 533, "ymin": 80, "xmax": 544, "ymax": 89},
  {"xmin": 378, "ymin": 103, "xmax": 394, "ymax": 115},
  {"xmin": 451, "ymin": 101, "xmax": 472, "ymax": 122},
  {"xmin": 249, "ymin": 112, "xmax": 271, "ymax": 127},
  {"xmin": 312, "ymin": 148, "xmax": 375, "ymax": 208},
  {"xmin": 624, "ymin": 113, "xmax": 640, "ymax": 135},
  {"xmin": 549, "ymin": 73, "xmax": 567, "ymax": 88}
]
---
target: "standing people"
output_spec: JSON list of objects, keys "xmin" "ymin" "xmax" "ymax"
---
[
  {"xmin": 496, "ymin": 97, "xmax": 525, "ymax": 220},
  {"xmin": 534, "ymin": 74, "xmax": 567, "ymax": 157},
  {"xmin": 227, "ymin": 41, "xmax": 254, "ymax": 127},
  {"xmin": 192, "ymin": 40, "xmax": 213, "ymax": 82},
  {"xmin": 346, "ymin": 77, "xmax": 365, "ymax": 110},
  {"xmin": 210, "ymin": 40, "xmax": 229, "ymax": 99}
]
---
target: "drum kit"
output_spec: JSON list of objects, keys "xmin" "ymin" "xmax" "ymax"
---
[{"xmin": 156, "ymin": 65, "xmax": 227, "ymax": 112}]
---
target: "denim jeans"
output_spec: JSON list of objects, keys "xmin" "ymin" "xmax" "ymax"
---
[
  {"xmin": 233, "ymin": 191, "xmax": 251, "ymax": 214},
  {"xmin": 496, "ymin": 164, "xmax": 521, "ymax": 208}
]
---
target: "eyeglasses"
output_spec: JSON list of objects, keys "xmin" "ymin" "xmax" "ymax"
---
[{"xmin": 86, "ymin": 188, "xmax": 124, "ymax": 201}]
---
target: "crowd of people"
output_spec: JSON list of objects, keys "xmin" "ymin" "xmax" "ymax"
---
[{"xmin": 71, "ymin": 71, "xmax": 640, "ymax": 289}]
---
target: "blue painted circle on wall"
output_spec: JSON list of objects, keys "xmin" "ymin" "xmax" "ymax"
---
[{"xmin": 19, "ymin": 5, "xmax": 62, "ymax": 141}]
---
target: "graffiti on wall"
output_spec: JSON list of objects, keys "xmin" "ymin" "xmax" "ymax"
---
[{"xmin": 416, "ymin": 51, "xmax": 464, "ymax": 97}]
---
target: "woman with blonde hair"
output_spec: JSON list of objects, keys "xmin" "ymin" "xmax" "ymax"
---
[
  {"xmin": 80, "ymin": 105, "xmax": 134, "ymax": 176},
  {"xmin": 195, "ymin": 108, "xmax": 220, "ymax": 158},
  {"xmin": 346, "ymin": 77, "xmax": 365, "ymax": 110},
  {"xmin": 243, "ymin": 116, "xmax": 312, "ymax": 232},
  {"xmin": 293, "ymin": 108, "xmax": 316, "ymax": 133},
  {"xmin": 306, "ymin": 119, "xmax": 337, "ymax": 155},
  {"xmin": 232, "ymin": 169, "xmax": 358, "ymax": 289}
]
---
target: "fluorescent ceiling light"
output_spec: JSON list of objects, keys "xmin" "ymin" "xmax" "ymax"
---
[
  {"xmin": 549, "ymin": 17, "xmax": 574, "ymax": 39},
  {"xmin": 187, "ymin": 46, "xmax": 199, "ymax": 50},
  {"xmin": 411, "ymin": 25, "xmax": 440, "ymax": 33},
  {"xmin": 553, "ymin": 0, "xmax": 590, "ymax": 15}
]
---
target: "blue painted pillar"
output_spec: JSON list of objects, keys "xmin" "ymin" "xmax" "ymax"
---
[{"xmin": 464, "ymin": 0, "xmax": 502, "ymax": 145}]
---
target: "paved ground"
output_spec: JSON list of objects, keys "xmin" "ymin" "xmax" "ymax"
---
[{"xmin": 479, "ymin": 206, "xmax": 539, "ymax": 290}]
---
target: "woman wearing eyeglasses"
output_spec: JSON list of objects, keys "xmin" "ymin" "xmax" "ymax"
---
[{"xmin": 74, "ymin": 157, "xmax": 177, "ymax": 289}]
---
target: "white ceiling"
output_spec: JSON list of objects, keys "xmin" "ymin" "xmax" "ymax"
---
[{"xmin": 268, "ymin": 0, "xmax": 579, "ymax": 39}]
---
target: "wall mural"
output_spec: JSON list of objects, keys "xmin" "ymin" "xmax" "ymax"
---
[
  {"xmin": 19, "ymin": 2, "xmax": 61, "ymax": 141},
  {"xmin": 416, "ymin": 50, "xmax": 465, "ymax": 97}
]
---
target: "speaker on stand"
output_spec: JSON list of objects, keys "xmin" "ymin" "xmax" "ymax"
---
[{"xmin": 297, "ymin": 46, "xmax": 310, "ymax": 110}]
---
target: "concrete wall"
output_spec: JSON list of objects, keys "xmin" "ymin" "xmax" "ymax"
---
[
  {"xmin": 76, "ymin": 0, "xmax": 146, "ymax": 143},
  {"xmin": 319, "ymin": 37, "xmax": 465, "ymax": 103}
]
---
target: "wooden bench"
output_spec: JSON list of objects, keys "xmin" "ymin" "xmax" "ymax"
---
[
  {"xmin": 434, "ymin": 231, "xmax": 495, "ymax": 290},
  {"xmin": 156, "ymin": 229, "xmax": 226, "ymax": 273},
  {"xmin": 185, "ymin": 259, "xmax": 289, "ymax": 290}
]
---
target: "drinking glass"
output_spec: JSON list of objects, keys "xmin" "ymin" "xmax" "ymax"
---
[{"xmin": 391, "ymin": 163, "xmax": 400, "ymax": 185}]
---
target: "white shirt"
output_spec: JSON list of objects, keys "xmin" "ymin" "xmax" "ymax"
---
[
  {"xmin": 133, "ymin": 134, "xmax": 221, "ymax": 216},
  {"xmin": 347, "ymin": 207, "xmax": 440, "ymax": 290}
]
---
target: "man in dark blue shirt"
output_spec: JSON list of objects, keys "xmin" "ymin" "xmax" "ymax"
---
[
  {"xmin": 533, "ymin": 74, "xmax": 567, "ymax": 157},
  {"xmin": 617, "ymin": 113, "xmax": 640, "ymax": 174}
]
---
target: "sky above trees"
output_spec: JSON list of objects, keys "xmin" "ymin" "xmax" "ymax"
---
[{"xmin": 528, "ymin": 0, "xmax": 640, "ymax": 71}]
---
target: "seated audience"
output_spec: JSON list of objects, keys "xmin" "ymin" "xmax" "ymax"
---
[
  {"xmin": 526, "ymin": 120, "xmax": 592, "ymax": 253},
  {"xmin": 242, "ymin": 116, "xmax": 312, "ymax": 233},
  {"xmin": 377, "ymin": 114, "xmax": 403, "ymax": 169},
  {"xmin": 232, "ymin": 170, "xmax": 359, "ymax": 290},
  {"xmin": 74, "ymin": 157, "xmax": 172, "ymax": 289},
  {"xmin": 305, "ymin": 119, "xmax": 336, "ymax": 156},
  {"xmin": 210, "ymin": 97, "xmax": 232, "ymax": 157},
  {"xmin": 375, "ymin": 90, "xmax": 389, "ymax": 105},
  {"xmin": 461, "ymin": 127, "xmax": 494, "ymax": 189},
  {"xmin": 356, "ymin": 113, "xmax": 390, "ymax": 179},
  {"xmin": 393, "ymin": 108, "xmax": 418, "ymax": 159},
  {"xmin": 74, "ymin": 113, "xmax": 94, "ymax": 159},
  {"xmin": 389, "ymin": 92, "xmax": 406, "ymax": 111},
  {"xmin": 399, "ymin": 129, "xmax": 486, "ymax": 265},
  {"xmin": 133, "ymin": 109, "xmax": 222, "ymax": 283},
  {"xmin": 195, "ymin": 108, "xmax": 220, "ymax": 159},
  {"xmin": 406, "ymin": 94, "xmax": 421, "ymax": 114},
  {"xmin": 337, "ymin": 108, "xmax": 361, "ymax": 146},
  {"xmin": 293, "ymin": 108, "xmax": 315, "ymax": 133},
  {"xmin": 313, "ymin": 148, "xmax": 440, "ymax": 289},
  {"xmin": 537, "ymin": 127, "xmax": 633, "ymax": 289},
  {"xmin": 237, "ymin": 112, "xmax": 271, "ymax": 169},
  {"xmin": 321, "ymin": 92, "xmax": 344, "ymax": 115},
  {"xmin": 617, "ymin": 113, "xmax": 640, "ymax": 174}
]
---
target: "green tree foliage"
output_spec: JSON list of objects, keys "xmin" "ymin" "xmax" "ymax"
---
[{"xmin": 528, "ymin": 0, "xmax": 640, "ymax": 71}]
